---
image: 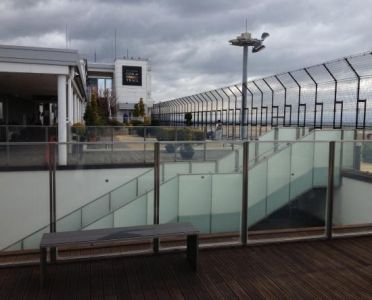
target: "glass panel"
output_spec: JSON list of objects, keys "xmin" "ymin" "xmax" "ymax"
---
[
  {"xmin": 266, "ymin": 146, "xmax": 291, "ymax": 214},
  {"xmin": 290, "ymin": 142, "xmax": 314, "ymax": 199},
  {"xmin": 113, "ymin": 194, "xmax": 148, "ymax": 227},
  {"xmin": 333, "ymin": 141, "xmax": 372, "ymax": 236},
  {"xmin": 248, "ymin": 160, "xmax": 268, "ymax": 227},
  {"xmin": 278, "ymin": 128, "xmax": 297, "ymax": 141},
  {"xmin": 341, "ymin": 130, "xmax": 355, "ymax": 169},
  {"xmin": 57, "ymin": 210, "xmax": 82, "ymax": 232},
  {"xmin": 23, "ymin": 227, "xmax": 49, "ymax": 250},
  {"xmin": 110, "ymin": 179, "xmax": 137, "ymax": 211},
  {"xmin": 211, "ymin": 173, "xmax": 242, "ymax": 237},
  {"xmin": 84, "ymin": 214, "xmax": 114, "ymax": 230},
  {"xmin": 163, "ymin": 162, "xmax": 189, "ymax": 181},
  {"xmin": 82, "ymin": 194, "xmax": 110, "ymax": 227},
  {"xmin": 178, "ymin": 174, "xmax": 212, "ymax": 234},
  {"xmin": 258, "ymin": 130, "xmax": 275, "ymax": 157},
  {"xmin": 0, "ymin": 160, "xmax": 49, "ymax": 252},
  {"xmin": 249, "ymin": 140, "xmax": 327, "ymax": 241},
  {"xmin": 159, "ymin": 177, "xmax": 179, "ymax": 224},
  {"xmin": 217, "ymin": 148, "xmax": 239, "ymax": 173},
  {"xmin": 137, "ymin": 169, "xmax": 154, "ymax": 195},
  {"xmin": 191, "ymin": 161, "xmax": 216, "ymax": 173}
]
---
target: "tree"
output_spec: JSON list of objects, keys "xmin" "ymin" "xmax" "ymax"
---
[
  {"xmin": 98, "ymin": 88, "xmax": 117, "ymax": 121},
  {"xmin": 133, "ymin": 98, "xmax": 145, "ymax": 117},
  {"xmin": 185, "ymin": 112, "xmax": 192, "ymax": 126},
  {"xmin": 84, "ymin": 92, "xmax": 104, "ymax": 125}
]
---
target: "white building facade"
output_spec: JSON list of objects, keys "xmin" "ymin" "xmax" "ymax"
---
[{"xmin": 88, "ymin": 58, "xmax": 153, "ymax": 122}]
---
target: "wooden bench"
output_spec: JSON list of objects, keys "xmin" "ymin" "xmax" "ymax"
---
[{"xmin": 40, "ymin": 222, "xmax": 199, "ymax": 286}]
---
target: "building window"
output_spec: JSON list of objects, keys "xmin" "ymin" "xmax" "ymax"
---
[{"xmin": 122, "ymin": 66, "xmax": 142, "ymax": 86}]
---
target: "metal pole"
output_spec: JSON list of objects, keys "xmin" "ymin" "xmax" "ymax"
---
[
  {"xmin": 326, "ymin": 141, "xmax": 335, "ymax": 240},
  {"xmin": 241, "ymin": 141, "xmax": 249, "ymax": 245},
  {"xmin": 153, "ymin": 142, "xmax": 160, "ymax": 252},
  {"xmin": 241, "ymin": 45, "xmax": 248, "ymax": 140}
]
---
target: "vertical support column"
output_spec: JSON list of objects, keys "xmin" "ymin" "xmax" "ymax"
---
[
  {"xmin": 57, "ymin": 74, "xmax": 67, "ymax": 165},
  {"xmin": 68, "ymin": 75, "xmax": 73, "ymax": 126},
  {"xmin": 241, "ymin": 46, "xmax": 248, "ymax": 140},
  {"xmin": 49, "ymin": 143, "xmax": 57, "ymax": 261},
  {"xmin": 241, "ymin": 141, "xmax": 249, "ymax": 245},
  {"xmin": 77, "ymin": 96, "xmax": 80, "ymax": 123},
  {"xmin": 73, "ymin": 94, "xmax": 77, "ymax": 123},
  {"xmin": 326, "ymin": 141, "xmax": 335, "ymax": 240},
  {"xmin": 153, "ymin": 142, "xmax": 160, "ymax": 252}
]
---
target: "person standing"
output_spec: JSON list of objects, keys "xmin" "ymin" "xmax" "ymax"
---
[{"xmin": 215, "ymin": 120, "xmax": 223, "ymax": 140}]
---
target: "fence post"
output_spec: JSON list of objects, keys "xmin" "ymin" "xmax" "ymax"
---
[
  {"xmin": 49, "ymin": 142, "xmax": 57, "ymax": 261},
  {"xmin": 241, "ymin": 141, "xmax": 249, "ymax": 245},
  {"xmin": 5, "ymin": 125, "xmax": 10, "ymax": 165},
  {"xmin": 326, "ymin": 141, "xmax": 335, "ymax": 240},
  {"xmin": 153, "ymin": 142, "xmax": 160, "ymax": 252}
]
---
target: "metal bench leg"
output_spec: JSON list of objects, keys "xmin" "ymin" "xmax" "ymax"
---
[
  {"xmin": 50, "ymin": 247, "xmax": 57, "ymax": 262},
  {"xmin": 153, "ymin": 238, "xmax": 159, "ymax": 253},
  {"xmin": 40, "ymin": 247, "xmax": 47, "ymax": 287},
  {"xmin": 186, "ymin": 234, "xmax": 198, "ymax": 271}
]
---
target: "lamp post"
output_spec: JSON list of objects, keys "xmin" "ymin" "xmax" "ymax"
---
[{"xmin": 229, "ymin": 31, "xmax": 269, "ymax": 139}]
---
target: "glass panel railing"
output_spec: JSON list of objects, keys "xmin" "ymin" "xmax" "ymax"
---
[
  {"xmin": 159, "ymin": 141, "xmax": 243, "ymax": 247},
  {"xmin": 266, "ymin": 146, "xmax": 291, "ymax": 215},
  {"xmin": 248, "ymin": 140, "xmax": 328, "ymax": 241},
  {"xmin": 159, "ymin": 177, "xmax": 179, "ymax": 224},
  {"xmin": 247, "ymin": 158, "xmax": 268, "ymax": 227},
  {"xmin": 211, "ymin": 173, "xmax": 242, "ymax": 235},
  {"xmin": 3, "ymin": 135, "xmax": 372, "ymax": 263},
  {"xmin": 332, "ymin": 140, "xmax": 372, "ymax": 237},
  {"xmin": 277, "ymin": 127, "xmax": 298, "ymax": 141},
  {"xmin": 113, "ymin": 194, "xmax": 149, "ymax": 228},
  {"xmin": 258, "ymin": 129, "xmax": 275, "ymax": 157},
  {"xmin": 290, "ymin": 142, "xmax": 314, "ymax": 199},
  {"xmin": 178, "ymin": 173, "xmax": 212, "ymax": 234},
  {"xmin": 0, "ymin": 144, "xmax": 50, "ymax": 253},
  {"xmin": 341, "ymin": 130, "xmax": 356, "ymax": 169}
]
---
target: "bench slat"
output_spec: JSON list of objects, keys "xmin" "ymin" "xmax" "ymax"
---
[{"xmin": 40, "ymin": 222, "xmax": 198, "ymax": 247}]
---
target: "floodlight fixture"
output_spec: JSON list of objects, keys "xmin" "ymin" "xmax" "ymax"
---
[
  {"xmin": 252, "ymin": 44, "xmax": 265, "ymax": 53},
  {"xmin": 261, "ymin": 32, "xmax": 270, "ymax": 40},
  {"xmin": 229, "ymin": 30, "xmax": 269, "ymax": 139}
]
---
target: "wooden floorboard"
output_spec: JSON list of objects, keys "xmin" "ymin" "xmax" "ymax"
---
[{"xmin": 1, "ymin": 236, "xmax": 372, "ymax": 299}]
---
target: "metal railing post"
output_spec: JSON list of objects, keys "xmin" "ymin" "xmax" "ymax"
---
[
  {"xmin": 241, "ymin": 141, "xmax": 249, "ymax": 245},
  {"xmin": 153, "ymin": 142, "xmax": 160, "ymax": 252},
  {"xmin": 326, "ymin": 141, "xmax": 335, "ymax": 240},
  {"xmin": 49, "ymin": 142, "xmax": 57, "ymax": 261},
  {"xmin": 5, "ymin": 125, "xmax": 10, "ymax": 165}
]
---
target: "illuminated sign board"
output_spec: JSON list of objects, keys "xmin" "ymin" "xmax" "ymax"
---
[{"xmin": 122, "ymin": 66, "xmax": 142, "ymax": 86}]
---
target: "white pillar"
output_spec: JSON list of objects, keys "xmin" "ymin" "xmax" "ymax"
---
[
  {"xmin": 79, "ymin": 99, "xmax": 82, "ymax": 122},
  {"xmin": 68, "ymin": 76, "xmax": 73, "ymax": 125},
  {"xmin": 77, "ymin": 98, "xmax": 80, "ymax": 122},
  {"xmin": 58, "ymin": 75, "xmax": 67, "ymax": 165},
  {"xmin": 74, "ymin": 94, "xmax": 77, "ymax": 123}
]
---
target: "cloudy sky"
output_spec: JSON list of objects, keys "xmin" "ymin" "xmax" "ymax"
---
[{"xmin": 1, "ymin": 0, "xmax": 372, "ymax": 101}]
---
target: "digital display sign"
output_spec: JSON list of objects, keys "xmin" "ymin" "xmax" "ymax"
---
[{"xmin": 122, "ymin": 66, "xmax": 142, "ymax": 86}]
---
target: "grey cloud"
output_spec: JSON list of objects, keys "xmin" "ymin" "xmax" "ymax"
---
[{"xmin": 1, "ymin": 0, "xmax": 372, "ymax": 101}]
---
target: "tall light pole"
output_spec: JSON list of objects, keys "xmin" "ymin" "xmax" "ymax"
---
[{"xmin": 229, "ymin": 31, "xmax": 269, "ymax": 139}]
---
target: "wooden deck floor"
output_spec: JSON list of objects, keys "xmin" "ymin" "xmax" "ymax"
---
[{"xmin": 1, "ymin": 236, "xmax": 372, "ymax": 299}]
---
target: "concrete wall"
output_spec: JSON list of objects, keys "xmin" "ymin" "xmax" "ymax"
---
[
  {"xmin": 0, "ymin": 167, "xmax": 149, "ymax": 250},
  {"xmin": 334, "ymin": 177, "xmax": 372, "ymax": 225}
]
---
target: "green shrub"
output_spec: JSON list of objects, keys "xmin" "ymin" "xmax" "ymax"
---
[
  {"xmin": 156, "ymin": 127, "xmax": 204, "ymax": 141},
  {"xmin": 130, "ymin": 120, "xmax": 144, "ymax": 126},
  {"xmin": 107, "ymin": 119, "xmax": 123, "ymax": 126}
]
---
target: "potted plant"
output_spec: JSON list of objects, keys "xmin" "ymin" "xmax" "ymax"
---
[
  {"xmin": 180, "ymin": 143, "xmax": 195, "ymax": 159},
  {"xmin": 165, "ymin": 143, "xmax": 178, "ymax": 153}
]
